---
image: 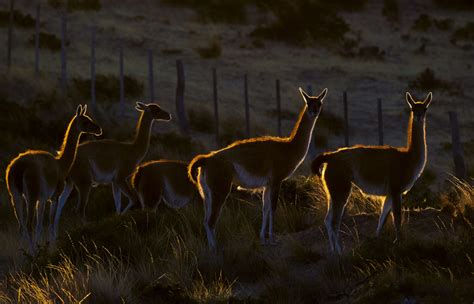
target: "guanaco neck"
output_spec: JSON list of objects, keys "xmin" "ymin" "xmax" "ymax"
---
[
  {"xmin": 406, "ymin": 112, "xmax": 427, "ymax": 166},
  {"xmin": 56, "ymin": 116, "xmax": 81, "ymax": 176},
  {"xmin": 132, "ymin": 111, "xmax": 154, "ymax": 160},
  {"xmin": 288, "ymin": 105, "xmax": 317, "ymax": 159}
]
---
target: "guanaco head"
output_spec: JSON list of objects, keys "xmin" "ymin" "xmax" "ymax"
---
[
  {"xmin": 298, "ymin": 87, "xmax": 328, "ymax": 118},
  {"xmin": 135, "ymin": 102, "xmax": 172, "ymax": 121},
  {"xmin": 406, "ymin": 92, "xmax": 433, "ymax": 123},
  {"xmin": 75, "ymin": 105, "xmax": 102, "ymax": 136}
]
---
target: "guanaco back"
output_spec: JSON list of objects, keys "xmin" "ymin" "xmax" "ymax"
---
[{"xmin": 131, "ymin": 160, "xmax": 200, "ymax": 211}]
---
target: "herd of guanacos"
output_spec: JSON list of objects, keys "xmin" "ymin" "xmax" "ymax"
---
[{"xmin": 6, "ymin": 87, "xmax": 433, "ymax": 255}]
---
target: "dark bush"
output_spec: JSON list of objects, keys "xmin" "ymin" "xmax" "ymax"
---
[
  {"xmin": 250, "ymin": 1, "xmax": 350, "ymax": 46},
  {"xmin": 0, "ymin": 10, "xmax": 35, "ymax": 28},
  {"xmin": 48, "ymin": 0, "xmax": 101, "ymax": 11},
  {"xmin": 219, "ymin": 118, "xmax": 245, "ymax": 145},
  {"xmin": 408, "ymin": 68, "xmax": 462, "ymax": 95},
  {"xmin": 189, "ymin": 108, "xmax": 214, "ymax": 133},
  {"xmin": 161, "ymin": 0, "xmax": 249, "ymax": 23},
  {"xmin": 317, "ymin": 110, "xmax": 344, "ymax": 136},
  {"xmin": 412, "ymin": 14, "xmax": 432, "ymax": 31},
  {"xmin": 150, "ymin": 132, "xmax": 205, "ymax": 159},
  {"xmin": 382, "ymin": 0, "xmax": 399, "ymax": 23},
  {"xmin": 434, "ymin": 18, "xmax": 454, "ymax": 31},
  {"xmin": 357, "ymin": 46, "xmax": 385, "ymax": 60},
  {"xmin": 432, "ymin": 0, "xmax": 474, "ymax": 10},
  {"xmin": 72, "ymin": 74, "xmax": 144, "ymax": 103},
  {"xmin": 195, "ymin": 39, "xmax": 222, "ymax": 59},
  {"xmin": 27, "ymin": 32, "xmax": 67, "ymax": 51},
  {"xmin": 452, "ymin": 22, "xmax": 474, "ymax": 42}
]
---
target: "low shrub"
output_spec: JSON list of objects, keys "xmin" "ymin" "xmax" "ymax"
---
[
  {"xmin": 195, "ymin": 38, "xmax": 222, "ymax": 59},
  {"xmin": 48, "ymin": 0, "xmax": 101, "ymax": 11},
  {"xmin": 382, "ymin": 0, "xmax": 399, "ymax": 23},
  {"xmin": 27, "ymin": 32, "xmax": 66, "ymax": 52},
  {"xmin": 412, "ymin": 14, "xmax": 432, "ymax": 31},
  {"xmin": 451, "ymin": 22, "xmax": 474, "ymax": 43},
  {"xmin": 250, "ymin": 1, "xmax": 350, "ymax": 46},
  {"xmin": 161, "ymin": 0, "xmax": 249, "ymax": 23},
  {"xmin": 0, "ymin": 9, "xmax": 35, "ymax": 28},
  {"xmin": 432, "ymin": 0, "xmax": 474, "ymax": 10},
  {"xmin": 408, "ymin": 68, "xmax": 462, "ymax": 95},
  {"xmin": 189, "ymin": 108, "xmax": 214, "ymax": 134},
  {"xmin": 71, "ymin": 74, "xmax": 144, "ymax": 102}
]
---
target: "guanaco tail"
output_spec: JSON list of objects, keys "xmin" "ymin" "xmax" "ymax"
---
[
  {"xmin": 188, "ymin": 87, "xmax": 328, "ymax": 249},
  {"xmin": 5, "ymin": 105, "xmax": 101, "ymax": 250},
  {"xmin": 52, "ymin": 103, "xmax": 171, "ymax": 238},
  {"xmin": 131, "ymin": 160, "xmax": 200, "ymax": 211},
  {"xmin": 312, "ymin": 92, "xmax": 433, "ymax": 254}
]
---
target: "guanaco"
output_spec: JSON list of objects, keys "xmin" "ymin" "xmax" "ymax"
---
[
  {"xmin": 312, "ymin": 92, "xmax": 433, "ymax": 254},
  {"xmin": 188, "ymin": 87, "xmax": 328, "ymax": 249},
  {"xmin": 52, "ymin": 103, "xmax": 171, "ymax": 238},
  {"xmin": 131, "ymin": 160, "xmax": 200, "ymax": 211},
  {"xmin": 6, "ymin": 105, "xmax": 102, "ymax": 250}
]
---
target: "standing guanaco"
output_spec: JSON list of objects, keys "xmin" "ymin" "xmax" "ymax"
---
[
  {"xmin": 312, "ymin": 92, "xmax": 433, "ymax": 254},
  {"xmin": 188, "ymin": 87, "xmax": 328, "ymax": 249},
  {"xmin": 6, "ymin": 105, "xmax": 102, "ymax": 249}
]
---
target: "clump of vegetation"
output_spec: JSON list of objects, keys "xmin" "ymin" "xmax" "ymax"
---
[
  {"xmin": 408, "ymin": 68, "xmax": 462, "ymax": 95},
  {"xmin": 250, "ymin": 1, "xmax": 350, "ymax": 46},
  {"xmin": 451, "ymin": 22, "xmax": 474, "ymax": 43},
  {"xmin": 150, "ymin": 132, "xmax": 205, "ymax": 159},
  {"xmin": 357, "ymin": 45, "xmax": 385, "ymax": 60},
  {"xmin": 195, "ymin": 38, "xmax": 222, "ymax": 59},
  {"xmin": 412, "ymin": 14, "xmax": 432, "ymax": 31},
  {"xmin": 71, "ymin": 74, "xmax": 144, "ymax": 103},
  {"xmin": 0, "ymin": 9, "xmax": 36, "ymax": 28},
  {"xmin": 27, "ymin": 32, "xmax": 66, "ymax": 52},
  {"xmin": 413, "ymin": 14, "xmax": 454, "ymax": 32},
  {"xmin": 161, "ymin": 0, "xmax": 249, "ymax": 23},
  {"xmin": 382, "ymin": 0, "xmax": 399, "ymax": 23},
  {"xmin": 218, "ymin": 117, "xmax": 246, "ymax": 145},
  {"xmin": 48, "ymin": 0, "xmax": 101, "ymax": 11},
  {"xmin": 432, "ymin": 0, "xmax": 474, "ymax": 10},
  {"xmin": 189, "ymin": 108, "xmax": 215, "ymax": 134},
  {"xmin": 161, "ymin": 48, "xmax": 183, "ymax": 55}
]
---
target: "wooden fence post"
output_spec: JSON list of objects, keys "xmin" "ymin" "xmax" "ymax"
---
[
  {"xmin": 60, "ymin": 12, "xmax": 67, "ymax": 96},
  {"xmin": 343, "ymin": 91, "xmax": 349, "ymax": 146},
  {"xmin": 34, "ymin": 2, "xmax": 40, "ymax": 75},
  {"xmin": 448, "ymin": 111, "xmax": 467, "ymax": 180},
  {"xmin": 90, "ymin": 27, "xmax": 96, "ymax": 108},
  {"xmin": 6, "ymin": 0, "xmax": 14, "ymax": 69},
  {"xmin": 377, "ymin": 98, "xmax": 383, "ymax": 145},
  {"xmin": 244, "ymin": 74, "xmax": 250, "ymax": 138},
  {"xmin": 213, "ymin": 68, "xmax": 219, "ymax": 145},
  {"xmin": 148, "ymin": 49, "xmax": 154, "ymax": 102},
  {"xmin": 276, "ymin": 79, "xmax": 281, "ymax": 136},
  {"xmin": 119, "ymin": 45, "xmax": 124, "ymax": 114},
  {"xmin": 175, "ymin": 59, "xmax": 189, "ymax": 134}
]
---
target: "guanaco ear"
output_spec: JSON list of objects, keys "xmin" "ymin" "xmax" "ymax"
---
[
  {"xmin": 135, "ymin": 102, "xmax": 146, "ymax": 112},
  {"xmin": 81, "ymin": 104, "xmax": 88, "ymax": 115},
  {"xmin": 423, "ymin": 92, "xmax": 433, "ymax": 108},
  {"xmin": 405, "ymin": 92, "xmax": 416, "ymax": 109},
  {"xmin": 76, "ymin": 105, "xmax": 83, "ymax": 117},
  {"xmin": 299, "ymin": 87, "xmax": 310, "ymax": 104},
  {"xmin": 318, "ymin": 88, "xmax": 328, "ymax": 102}
]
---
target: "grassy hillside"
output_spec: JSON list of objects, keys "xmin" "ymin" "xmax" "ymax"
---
[{"xmin": 0, "ymin": 0, "xmax": 473, "ymax": 302}]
